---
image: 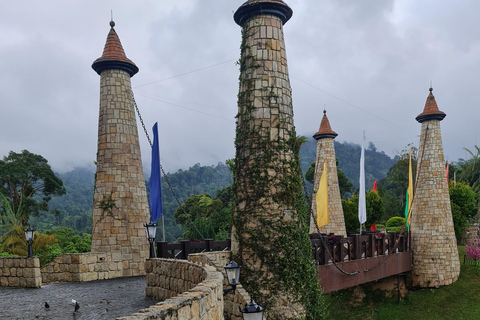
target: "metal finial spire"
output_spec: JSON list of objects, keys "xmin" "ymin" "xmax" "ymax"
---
[
  {"xmin": 323, "ymin": 105, "xmax": 326, "ymax": 115},
  {"xmin": 110, "ymin": 10, "xmax": 115, "ymax": 27},
  {"xmin": 429, "ymin": 80, "xmax": 433, "ymax": 92}
]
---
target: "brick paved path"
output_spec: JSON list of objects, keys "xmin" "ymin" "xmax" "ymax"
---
[{"xmin": 0, "ymin": 276, "xmax": 156, "ymax": 320}]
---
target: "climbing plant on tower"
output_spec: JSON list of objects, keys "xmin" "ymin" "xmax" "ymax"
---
[{"xmin": 231, "ymin": 25, "xmax": 325, "ymax": 320}]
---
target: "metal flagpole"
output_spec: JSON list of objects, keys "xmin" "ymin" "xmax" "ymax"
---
[{"xmin": 162, "ymin": 215, "xmax": 165, "ymax": 242}]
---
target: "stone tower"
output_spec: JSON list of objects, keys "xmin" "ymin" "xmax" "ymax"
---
[
  {"xmin": 232, "ymin": 1, "xmax": 319, "ymax": 316},
  {"xmin": 310, "ymin": 110, "xmax": 346, "ymax": 236},
  {"xmin": 91, "ymin": 21, "xmax": 149, "ymax": 277},
  {"xmin": 410, "ymin": 88, "xmax": 460, "ymax": 287}
]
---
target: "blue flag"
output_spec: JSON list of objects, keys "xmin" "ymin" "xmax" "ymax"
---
[{"xmin": 149, "ymin": 123, "xmax": 163, "ymax": 223}]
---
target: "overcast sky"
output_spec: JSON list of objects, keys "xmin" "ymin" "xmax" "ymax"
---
[{"xmin": 1, "ymin": 0, "xmax": 479, "ymax": 174}]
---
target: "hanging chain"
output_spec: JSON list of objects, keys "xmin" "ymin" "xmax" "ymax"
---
[
  {"xmin": 130, "ymin": 90, "xmax": 206, "ymax": 241},
  {"xmin": 301, "ymin": 168, "xmax": 359, "ymax": 276}
]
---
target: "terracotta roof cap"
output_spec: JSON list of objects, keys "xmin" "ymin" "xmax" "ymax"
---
[
  {"xmin": 92, "ymin": 21, "xmax": 139, "ymax": 77},
  {"xmin": 415, "ymin": 87, "xmax": 446, "ymax": 123},
  {"xmin": 234, "ymin": 0, "xmax": 293, "ymax": 26},
  {"xmin": 313, "ymin": 110, "xmax": 338, "ymax": 140}
]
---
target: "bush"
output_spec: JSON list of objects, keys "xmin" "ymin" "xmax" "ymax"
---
[
  {"xmin": 450, "ymin": 182, "xmax": 478, "ymax": 240},
  {"xmin": 386, "ymin": 216, "xmax": 406, "ymax": 228},
  {"xmin": 375, "ymin": 224, "xmax": 386, "ymax": 229}
]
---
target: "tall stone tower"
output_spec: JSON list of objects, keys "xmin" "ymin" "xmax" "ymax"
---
[
  {"xmin": 232, "ymin": 1, "xmax": 321, "ymax": 317},
  {"xmin": 310, "ymin": 110, "xmax": 346, "ymax": 236},
  {"xmin": 91, "ymin": 21, "xmax": 149, "ymax": 277},
  {"xmin": 410, "ymin": 88, "xmax": 460, "ymax": 287}
]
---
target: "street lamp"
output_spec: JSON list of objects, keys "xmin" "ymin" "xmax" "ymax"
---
[
  {"xmin": 24, "ymin": 227, "xmax": 35, "ymax": 258},
  {"xmin": 240, "ymin": 297, "xmax": 264, "ymax": 320},
  {"xmin": 223, "ymin": 260, "xmax": 241, "ymax": 296},
  {"xmin": 144, "ymin": 222, "xmax": 157, "ymax": 258}
]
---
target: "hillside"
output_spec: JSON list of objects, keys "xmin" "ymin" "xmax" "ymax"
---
[
  {"xmin": 300, "ymin": 137, "xmax": 397, "ymax": 191},
  {"xmin": 28, "ymin": 140, "xmax": 396, "ymax": 242}
]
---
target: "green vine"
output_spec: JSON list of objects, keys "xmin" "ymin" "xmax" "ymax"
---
[
  {"xmin": 232, "ymin": 23, "xmax": 326, "ymax": 320},
  {"xmin": 97, "ymin": 194, "xmax": 117, "ymax": 217}
]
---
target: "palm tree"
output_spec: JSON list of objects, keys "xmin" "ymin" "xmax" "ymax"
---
[
  {"xmin": 459, "ymin": 146, "xmax": 480, "ymax": 193},
  {"xmin": 0, "ymin": 194, "xmax": 57, "ymax": 260}
]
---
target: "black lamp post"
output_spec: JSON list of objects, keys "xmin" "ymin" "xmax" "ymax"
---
[
  {"xmin": 144, "ymin": 222, "xmax": 157, "ymax": 258},
  {"xmin": 240, "ymin": 297, "xmax": 264, "ymax": 320},
  {"xmin": 24, "ymin": 227, "xmax": 35, "ymax": 258},
  {"xmin": 223, "ymin": 260, "xmax": 241, "ymax": 296}
]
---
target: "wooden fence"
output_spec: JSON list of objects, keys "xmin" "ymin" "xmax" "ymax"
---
[{"xmin": 310, "ymin": 231, "xmax": 411, "ymax": 265}]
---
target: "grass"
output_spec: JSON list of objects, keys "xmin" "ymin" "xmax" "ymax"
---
[{"xmin": 323, "ymin": 246, "xmax": 480, "ymax": 320}]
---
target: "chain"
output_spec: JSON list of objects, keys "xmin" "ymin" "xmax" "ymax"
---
[
  {"xmin": 301, "ymin": 168, "xmax": 359, "ymax": 276},
  {"xmin": 130, "ymin": 90, "xmax": 206, "ymax": 241}
]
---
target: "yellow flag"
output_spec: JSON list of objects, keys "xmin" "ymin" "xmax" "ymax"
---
[
  {"xmin": 406, "ymin": 149, "xmax": 413, "ymax": 225},
  {"xmin": 316, "ymin": 162, "xmax": 329, "ymax": 228}
]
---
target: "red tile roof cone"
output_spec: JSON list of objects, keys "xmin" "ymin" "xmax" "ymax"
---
[
  {"xmin": 92, "ymin": 20, "xmax": 139, "ymax": 77},
  {"xmin": 313, "ymin": 110, "xmax": 338, "ymax": 140},
  {"xmin": 234, "ymin": 0, "xmax": 293, "ymax": 26},
  {"xmin": 415, "ymin": 87, "xmax": 446, "ymax": 123}
]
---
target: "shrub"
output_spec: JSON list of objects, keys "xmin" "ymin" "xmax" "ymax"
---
[
  {"xmin": 466, "ymin": 237, "xmax": 480, "ymax": 260},
  {"xmin": 386, "ymin": 216, "xmax": 406, "ymax": 228}
]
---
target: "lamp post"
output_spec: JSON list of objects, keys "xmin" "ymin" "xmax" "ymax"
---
[
  {"xmin": 223, "ymin": 260, "xmax": 241, "ymax": 296},
  {"xmin": 240, "ymin": 297, "xmax": 264, "ymax": 320},
  {"xmin": 24, "ymin": 227, "xmax": 35, "ymax": 258},
  {"xmin": 144, "ymin": 222, "xmax": 157, "ymax": 258}
]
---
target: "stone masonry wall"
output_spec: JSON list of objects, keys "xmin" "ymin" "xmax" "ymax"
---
[
  {"xmin": 189, "ymin": 252, "xmax": 249, "ymax": 320},
  {"xmin": 117, "ymin": 258, "xmax": 224, "ymax": 320},
  {"xmin": 0, "ymin": 257, "xmax": 41, "ymax": 288},
  {"xmin": 41, "ymin": 252, "xmax": 124, "ymax": 285},
  {"xmin": 410, "ymin": 120, "xmax": 460, "ymax": 287},
  {"xmin": 310, "ymin": 138, "xmax": 346, "ymax": 236},
  {"xmin": 92, "ymin": 68, "xmax": 149, "ymax": 277}
]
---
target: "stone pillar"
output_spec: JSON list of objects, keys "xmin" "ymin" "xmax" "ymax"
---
[
  {"xmin": 91, "ymin": 21, "xmax": 149, "ymax": 277},
  {"xmin": 310, "ymin": 110, "xmax": 346, "ymax": 236},
  {"xmin": 231, "ymin": 1, "xmax": 315, "ymax": 317},
  {"xmin": 410, "ymin": 88, "xmax": 460, "ymax": 287}
]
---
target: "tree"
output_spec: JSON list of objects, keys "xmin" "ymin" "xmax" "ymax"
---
[
  {"xmin": 457, "ymin": 146, "xmax": 480, "ymax": 193},
  {"xmin": 174, "ymin": 193, "xmax": 231, "ymax": 240},
  {"xmin": 449, "ymin": 182, "xmax": 478, "ymax": 240},
  {"xmin": 305, "ymin": 159, "xmax": 353, "ymax": 199},
  {"xmin": 0, "ymin": 150, "xmax": 66, "ymax": 226},
  {"xmin": 342, "ymin": 190, "xmax": 385, "ymax": 232}
]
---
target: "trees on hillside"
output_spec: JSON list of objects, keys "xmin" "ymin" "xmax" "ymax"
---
[
  {"xmin": 174, "ymin": 186, "xmax": 232, "ymax": 241},
  {"xmin": 0, "ymin": 150, "xmax": 66, "ymax": 226}
]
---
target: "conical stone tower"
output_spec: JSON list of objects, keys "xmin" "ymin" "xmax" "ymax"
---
[
  {"xmin": 310, "ymin": 110, "xmax": 346, "ymax": 236},
  {"xmin": 232, "ymin": 1, "xmax": 321, "ymax": 317},
  {"xmin": 410, "ymin": 88, "xmax": 460, "ymax": 287},
  {"xmin": 91, "ymin": 21, "xmax": 149, "ymax": 277}
]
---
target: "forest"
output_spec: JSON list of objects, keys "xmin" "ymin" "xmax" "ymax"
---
[{"xmin": 1, "ymin": 141, "xmax": 478, "ymax": 262}]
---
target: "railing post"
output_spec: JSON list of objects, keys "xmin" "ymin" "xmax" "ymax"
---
[
  {"xmin": 353, "ymin": 234, "xmax": 361, "ymax": 260},
  {"xmin": 157, "ymin": 241, "xmax": 169, "ymax": 258},
  {"xmin": 181, "ymin": 240, "xmax": 191, "ymax": 260},
  {"xmin": 206, "ymin": 239, "xmax": 214, "ymax": 252}
]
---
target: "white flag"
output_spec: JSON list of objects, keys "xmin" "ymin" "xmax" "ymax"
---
[{"xmin": 358, "ymin": 131, "xmax": 367, "ymax": 226}]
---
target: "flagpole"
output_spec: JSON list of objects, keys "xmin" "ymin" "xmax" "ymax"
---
[
  {"xmin": 358, "ymin": 130, "xmax": 367, "ymax": 234},
  {"xmin": 162, "ymin": 215, "xmax": 165, "ymax": 242}
]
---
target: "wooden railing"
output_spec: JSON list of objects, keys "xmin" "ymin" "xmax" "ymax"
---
[
  {"xmin": 156, "ymin": 239, "xmax": 231, "ymax": 260},
  {"xmin": 155, "ymin": 231, "xmax": 410, "ymax": 264},
  {"xmin": 310, "ymin": 231, "xmax": 410, "ymax": 265}
]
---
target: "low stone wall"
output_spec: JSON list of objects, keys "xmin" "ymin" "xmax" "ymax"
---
[
  {"xmin": 41, "ymin": 252, "xmax": 124, "ymax": 285},
  {"xmin": 189, "ymin": 251, "xmax": 249, "ymax": 320},
  {"xmin": 459, "ymin": 224, "xmax": 480, "ymax": 245},
  {"xmin": 0, "ymin": 257, "xmax": 41, "ymax": 288},
  {"xmin": 117, "ymin": 258, "xmax": 224, "ymax": 320}
]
